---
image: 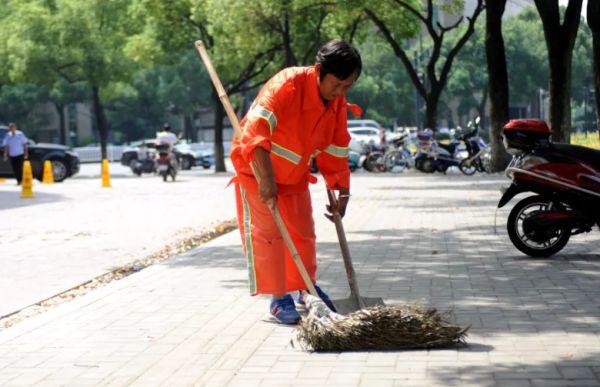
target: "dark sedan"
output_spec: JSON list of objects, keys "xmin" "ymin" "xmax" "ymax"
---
[
  {"xmin": 0, "ymin": 126, "xmax": 80, "ymax": 182},
  {"xmin": 121, "ymin": 140, "xmax": 212, "ymax": 170}
]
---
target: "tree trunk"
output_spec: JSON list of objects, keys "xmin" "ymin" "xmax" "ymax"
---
[
  {"xmin": 547, "ymin": 50, "xmax": 573, "ymax": 142},
  {"xmin": 535, "ymin": 0, "xmax": 583, "ymax": 143},
  {"xmin": 91, "ymin": 85, "xmax": 109, "ymax": 160},
  {"xmin": 424, "ymin": 91, "xmax": 440, "ymax": 130},
  {"xmin": 213, "ymin": 91, "xmax": 226, "ymax": 172},
  {"xmin": 184, "ymin": 113, "xmax": 196, "ymax": 142},
  {"xmin": 54, "ymin": 102, "xmax": 67, "ymax": 145},
  {"xmin": 485, "ymin": 0, "xmax": 511, "ymax": 172},
  {"xmin": 588, "ymin": 0, "xmax": 600, "ymax": 138},
  {"xmin": 594, "ymin": 34, "xmax": 600, "ymax": 140},
  {"xmin": 477, "ymin": 86, "xmax": 488, "ymax": 131}
]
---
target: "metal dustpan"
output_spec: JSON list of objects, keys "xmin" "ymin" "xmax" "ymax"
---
[{"xmin": 327, "ymin": 190, "xmax": 385, "ymax": 315}]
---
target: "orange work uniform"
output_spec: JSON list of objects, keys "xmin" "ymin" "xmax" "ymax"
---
[{"xmin": 231, "ymin": 65, "xmax": 360, "ymax": 295}]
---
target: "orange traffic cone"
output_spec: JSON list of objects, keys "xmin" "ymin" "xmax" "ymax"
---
[
  {"xmin": 101, "ymin": 159, "xmax": 111, "ymax": 188},
  {"xmin": 42, "ymin": 160, "xmax": 54, "ymax": 184},
  {"xmin": 21, "ymin": 160, "xmax": 34, "ymax": 198}
]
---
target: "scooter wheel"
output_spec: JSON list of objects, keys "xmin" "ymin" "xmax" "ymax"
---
[
  {"xmin": 459, "ymin": 159, "xmax": 477, "ymax": 175},
  {"xmin": 507, "ymin": 195, "xmax": 571, "ymax": 257},
  {"xmin": 420, "ymin": 158, "xmax": 435, "ymax": 173},
  {"xmin": 162, "ymin": 173, "xmax": 167, "ymax": 182}
]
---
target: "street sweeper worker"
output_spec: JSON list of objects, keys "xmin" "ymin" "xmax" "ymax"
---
[{"xmin": 230, "ymin": 40, "xmax": 362, "ymax": 324}]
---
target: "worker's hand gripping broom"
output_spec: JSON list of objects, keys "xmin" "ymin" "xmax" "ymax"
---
[{"xmin": 194, "ymin": 40, "xmax": 320, "ymax": 300}]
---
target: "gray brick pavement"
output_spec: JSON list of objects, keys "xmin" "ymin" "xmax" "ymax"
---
[{"xmin": 1, "ymin": 172, "xmax": 599, "ymax": 386}]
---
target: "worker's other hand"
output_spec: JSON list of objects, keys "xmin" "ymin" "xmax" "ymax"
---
[
  {"xmin": 259, "ymin": 178, "xmax": 277, "ymax": 210},
  {"xmin": 253, "ymin": 147, "xmax": 277, "ymax": 210},
  {"xmin": 325, "ymin": 188, "xmax": 350, "ymax": 222}
]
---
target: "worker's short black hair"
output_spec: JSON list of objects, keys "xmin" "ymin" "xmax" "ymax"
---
[
  {"xmin": 162, "ymin": 123, "xmax": 171, "ymax": 131},
  {"xmin": 316, "ymin": 40, "xmax": 362, "ymax": 81}
]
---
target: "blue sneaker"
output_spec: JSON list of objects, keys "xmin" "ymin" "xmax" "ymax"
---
[
  {"xmin": 270, "ymin": 295, "xmax": 301, "ymax": 324},
  {"xmin": 297, "ymin": 285, "xmax": 337, "ymax": 312}
]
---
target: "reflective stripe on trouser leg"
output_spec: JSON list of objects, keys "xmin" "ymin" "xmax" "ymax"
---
[
  {"xmin": 234, "ymin": 185, "xmax": 316, "ymax": 294},
  {"xmin": 239, "ymin": 186, "xmax": 258, "ymax": 294}
]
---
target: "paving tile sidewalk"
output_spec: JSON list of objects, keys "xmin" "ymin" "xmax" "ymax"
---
[{"xmin": 1, "ymin": 172, "xmax": 600, "ymax": 386}]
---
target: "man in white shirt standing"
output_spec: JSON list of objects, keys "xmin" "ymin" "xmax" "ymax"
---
[{"xmin": 2, "ymin": 123, "xmax": 29, "ymax": 185}]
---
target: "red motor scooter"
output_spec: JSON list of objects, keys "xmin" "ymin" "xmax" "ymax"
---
[
  {"xmin": 155, "ymin": 143, "xmax": 177, "ymax": 182},
  {"xmin": 498, "ymin": 119, "xmax": 600, "ymax": 257}
]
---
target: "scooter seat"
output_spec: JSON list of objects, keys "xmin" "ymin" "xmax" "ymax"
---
[
  {"xmin": 552, "ymin": 143, "xmax": 600, "ymax": 172},
  {"xmin": 438, "ymin": 142, "xmax": 457, "ymax": 154}
]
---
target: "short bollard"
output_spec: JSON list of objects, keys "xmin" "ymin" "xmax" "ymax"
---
[
  {"xmin": 101, "ymin": 159, "xmax": 111, "ymax": 188},
  {"xmin": 21, "ymin": 160, "xmax": 34, "ymax": 198},
  {"xmin": 42, "ymin": 160, "xmax": 54, "ymax": 184}
]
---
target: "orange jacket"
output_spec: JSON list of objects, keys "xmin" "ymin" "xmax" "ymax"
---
[{"xmin": 231, "ymin": 66, "xmax": 360, "ymax": 195}]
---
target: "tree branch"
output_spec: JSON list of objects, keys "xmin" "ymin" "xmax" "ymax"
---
[
  {"xmin": 301, "ymin": 9, "xmax": 328, "ymax": 65},
  {"xmin": 347, "ymin": 15, "xmax": 363, "ymax": 43},
  {"xmin": 227, "ymin": 45, "xmax": 281, "ymax": 94},
  {"xmin": 233, "ymin": 77, "xmax": 271, "ymax": 94},
  {"xmin": 391, "ymin": 0, "xmax": 427, "ymax": 24},
  {"xmin": 437, "ymin": 15, "xmax": 463, "ymax": 33},
  {"xmin": 563, "ymin": 0, "xmax": 584, "ymax": 38},
  {"xmin": 438, "ymin": 0, "xmax": 484, "ymax": 89},
  {"xmin": 364, "ymin": 8, "xmax": 427, "ymax": 97},
  {"xmin": 296, "ymin": 2, "xmax": 336, "ymax": 13},
  {"xmin": 393, "ymin": 0, "xmax": 440, "ymax": 40}
]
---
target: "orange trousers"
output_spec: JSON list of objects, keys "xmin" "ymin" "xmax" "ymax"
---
[{"xmin": 235, "ymin": 183, "xmax": 316, "ymax": 295}]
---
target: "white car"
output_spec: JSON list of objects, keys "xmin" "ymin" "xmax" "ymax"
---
[
  {"xmin": 348, "ymin": 119, "xmax": 381, "ymax": 130},
  {"xmin": 348, "ymin": 127, "xmax": 382, "ymax": 147}
]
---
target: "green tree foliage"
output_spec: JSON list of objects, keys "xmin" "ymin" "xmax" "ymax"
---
[
  {"xmin": 444, "ymin": 7, "xmax": 592, "ymax": 128},
  {"xmin": 2, "ymin": 0, "xmax": 142, "ymax": 157},
  {"xmin": 358, "ymin": 0, "xmax": 484, "ymax": 129},
  {"xmin": 444, "ymin": 20, "xmax": 487, "ymax": 127},
  {"xmin": 346, "ymin": 38, "xmax": 415, "ymax": 127}
]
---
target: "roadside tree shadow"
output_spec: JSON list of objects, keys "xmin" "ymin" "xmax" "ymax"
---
[
  {"xmin": 0, "ymin": 190, "xmax": 66, "ymax": 210},
  {"xmin": 428, "ymin": 351, "xmax": 600, "ymax": 385}
]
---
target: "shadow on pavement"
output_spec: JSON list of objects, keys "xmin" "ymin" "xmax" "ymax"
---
[
  {"xmin": 429, "ymin": 352, "xmax": 600, "ymax": 385},
  {"xmin": 0, "ymin": 190, "xmax": 66, "ymax": 210}
]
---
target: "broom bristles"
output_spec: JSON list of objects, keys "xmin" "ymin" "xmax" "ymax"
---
[{"xmin": 295, "ymin": 303, "xmax": 469, "ymax": 352}]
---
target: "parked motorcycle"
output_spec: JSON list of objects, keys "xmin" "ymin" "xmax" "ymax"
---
[
  {"xmin": 498, "ymin": 119, "xmax": 600, "ymax": 257},
  {"xmin": 458, "ymin": 117, "xmax": 491, "ymax": 175},
  {"xmin": 156, "ymin": 143, "xmax": 177, "ymax": 182},
  {"xmin": 130, "ymin": 153, "xmax": 157, "ymax": 176},
  {"xmin": 414, "ymin": 129, "xmax": 461, "ymax": 173},
  {"xmin": 383, "ymin": 131, "xmax": 414, "ymax": 172},
  {"xmin": 362, "ymin": 142, "xmax": 387, "ymax": 172}
]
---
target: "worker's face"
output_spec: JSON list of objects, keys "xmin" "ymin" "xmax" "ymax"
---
[
  {"xmin": 317, "ymin": 65, "xmax": 358, "ymax": 101},
  {"xmin": 9, "ymin": 125, "xmax": 16, "ymax": 133}
]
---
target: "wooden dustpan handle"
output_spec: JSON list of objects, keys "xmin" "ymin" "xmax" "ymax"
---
[{"xmin": 195, "ymin": 40, "xmax": 318, "ymax": 298}]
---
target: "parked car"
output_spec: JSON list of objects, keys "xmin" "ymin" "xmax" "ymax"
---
[
  {"xmin": 348, "ymin": 119, "xmax": 382, "ymax": 130},
  {"xmin": 175, "ymin": 143, "xmax": 213, "ymax": 169},
  {"xmin": 349, "ymin": 127, "xmax": 381, "ymax": 146},
  {"xmin": 121, "ymin": 139, "xmax": 212, "ymax": 170},
  {"xmin": 0, "ymin": 126, "xmax": 80, "ymax": 182}
]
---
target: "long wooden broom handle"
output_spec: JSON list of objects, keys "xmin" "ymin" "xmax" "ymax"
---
[
  {"xmin": 195, "ymin": 40, "xmax": 318, "ymax": 298},
  {"xmin": 327, "ymin": 190, "xmax": 366, "ymax": 309}
]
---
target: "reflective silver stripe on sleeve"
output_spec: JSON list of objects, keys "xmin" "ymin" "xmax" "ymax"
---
[
  {"xmin": 248, "ymin": 105, "xmax": 277, "ymax": 134},
  {"xmin": 271, "ymin": 142, "xmax": 301, "ymax": 165},
  {"xmin": 324, "ymin": 144, "xmax": 349, "ymax": 158}
]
